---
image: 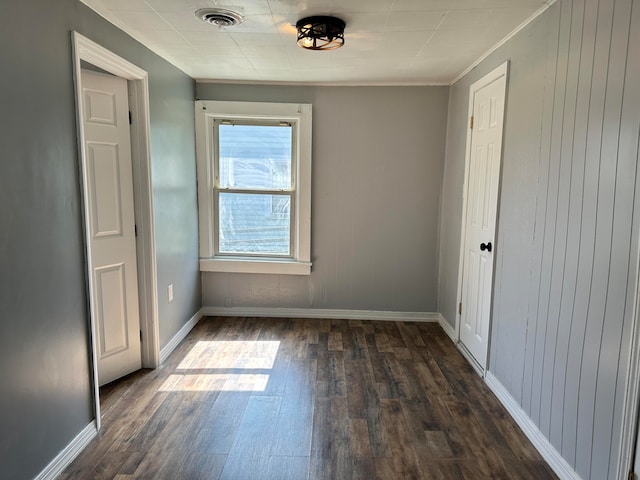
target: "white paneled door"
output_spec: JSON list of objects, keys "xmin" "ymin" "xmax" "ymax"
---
[
  {"xmin": 82, "ymin": 69, "xmax": 141, "ymax": 386},
  {"xmin": 459, "ymin": 64, "xmax": 508, "ymax": 371}
]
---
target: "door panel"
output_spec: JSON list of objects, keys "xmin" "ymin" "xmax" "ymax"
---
[
  {"xmin": 82, "ymin": 69, "xmax": 141, "ymax": 386},
  {"xmin": 459, "ymin": 68, "xmax": 507, "ymax": 370},
  {"xmin": 95, "ymin": 263, "xmax": 129, "ymax": 356},
  {"xmin": 87, "ymin": 142, "xmax": 123, "ymax": 237},
  {"xmin": 84, "ymin": 87, "xmax": 118, "ymax": 125}
]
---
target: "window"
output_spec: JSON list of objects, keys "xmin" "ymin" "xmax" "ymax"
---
[
  {"xmin": 195, "ymin": 101, "xmax": 312, "ymax": 275},
  {"xmin": 216, "ymin": 123, "xmax": 292, "ymax": 256}
]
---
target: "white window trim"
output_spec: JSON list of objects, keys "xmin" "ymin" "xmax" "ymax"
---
[{"xmin": 195, "ymin": 100, "xmax": 312, "ymax": 275}]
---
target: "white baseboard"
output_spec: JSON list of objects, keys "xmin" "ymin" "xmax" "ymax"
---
[
  {"xmin": 159, "ymin": 309, "xmax": 203, "ymax": 364},
  {"xmin": 201, "ymin": 306, "xmax": 439, "ymax": 323},
  {"xmin": 484, "ymin": 372, "xmax": 583, "ymax": 480},
  {"xmin": 34, "ymin": 421, "xmax": 97, "ymax": 480},
  {"xmin": 437, "ymin": 313, "xmax": 457, "ymax": 342}
]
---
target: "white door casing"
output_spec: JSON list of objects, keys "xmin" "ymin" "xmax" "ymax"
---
[
  {"xmin": 82, "ymin": 69, "xmax": 142, "ymax": 386},
  {"xmin": 458, "ymin": 63, "xmax": 508, "ymax": 371},
  {"xmin": 73, "ymin": 32, "xmax": 159, "ymax": 432}
]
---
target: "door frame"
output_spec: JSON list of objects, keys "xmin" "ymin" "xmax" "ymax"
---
[
  {"xmin": 72, "ymin": 32, "xmax": 160, "ymax": 429},
  {"xmin": 454, "ymin": 61, "xmax": 509, "ymax": 376}
]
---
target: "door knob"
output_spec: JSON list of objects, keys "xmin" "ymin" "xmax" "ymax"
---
[{"xmin": 480, "ymin": 242, "xmax": 492, "ymax": 252}]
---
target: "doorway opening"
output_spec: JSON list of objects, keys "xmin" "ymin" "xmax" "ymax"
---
[
  {"xmin": 455, "ymin": 62, "xmax": 509, "ymax": 375},
  {"xmin": 72, "ymin": 31, "xmax": 159, "ymax": 429}
]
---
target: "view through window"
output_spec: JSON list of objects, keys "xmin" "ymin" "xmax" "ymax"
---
[{"xmin": 216, "ymin": 123, "xmax": 293, "ymax": 256}]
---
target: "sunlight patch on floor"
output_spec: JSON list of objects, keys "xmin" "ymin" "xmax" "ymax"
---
[
  {"xmin": 177, "ymin": 340, "xmax": 280, "ymax": 369},
  {"xmin": 158, "ymin": 373, "xmax": 270, "ymax": 392},
  {"xmin": 159, "ymin": 340, "xmax": 281, "ymax": 392}
]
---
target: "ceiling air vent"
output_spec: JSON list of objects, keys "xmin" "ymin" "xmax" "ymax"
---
[{"xmin": 195, "ymin": 8, "xmax": 244, "ymax": 27}]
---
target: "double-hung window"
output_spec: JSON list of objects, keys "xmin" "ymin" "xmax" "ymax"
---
[{"xmin": 195, "ymin": 101, "xmax": 312, "ymax": 275}]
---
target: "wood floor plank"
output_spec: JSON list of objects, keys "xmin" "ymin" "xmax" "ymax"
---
[
  {"xmin": 227, "ymin": 395, "xmax": 282, "ymax": 456},
  {"xmin": 343, "ymin": 325, "xmax": 369, "ymax": 360},
  {"xmin": 344, "ymin": 358, "xmax": 377, "ymax": 419},
  {"xmin": 400, "ymin": 398, "xmax": 441, "ymax": 447},
  {"xmin": 310, "ymin": 397, "xmax": 354, "ymax": 480},
  {"xmin": 271, "ymin": 359, "xmax": 316, "ymax": 456},
  {"xmin": 317, "ymin": 351, "xmax": 346, "ymax": 398},
  {"xmin": 309, "ymin": 397, "xmax": 332, "ymax": 480},
  {"xmin": 253, "ymin": 352, "xmax": 290, "ymax": 397},
  {"xmin": 397, "ymin": 355, "xmax": 441, "ymax": 404},
  {"xmin": 86, "ymin": 451, "xmax": 130, "ymax": 480},
  {"xmin": 380, "ymin": 399, "xmax": 423, "ymax": 479},
  {"xmin": 264, "ymin": 455, "xmax": 310, "ymax": 480},
  {"xmin": 364, "ymin": 398, "xmax": 392, "ymax": 458},
  {"xmin": 61, "ymin": 317, "xmax": 558, "ymax": 480},
  {"xmin": 116, "ymin": 451, "xmax": 146, "ymax": 475},
  {"xmin": 398, "ymin": 323, "xmax": 426, "ymax": 348},
  {"xmin": 328, "ymin": 397, "xmax": 353, "ymax": 480},
  {"xmin": 382, "ymin": 322, "xmax": 408, "ymax": 349},
  {"xmin": 374, "ymin": 457, "xmax": 397, "ymax": 480},
  {"xmin": 375, "ymin": 353, "xmax": 410, "ymax": 399},
  {"xmin": 168, "ymin": 450, "xmax": 226, "ymax": 480},
  {"xmin": 118, "ymin": 393, "xmax": 184, "ymax": 453},
  {"xmin": 128, "ymin": 392, "xmax": 217, "ymax": 478},
  {"xmin": 444, "ymin": 399, "xmax": 509, "ymax": 478},
  {"xmin": 405, "ymin": 352, "xmax": 453, "ymax": 398},
  {"xmin": 190, "ymin": 391, "xmax": 251, "ymax": 454},
  {"xmin": 373, "ymin": 332, "xmax": 394, "ymax": 353},
  {"xmin": 431, "ymin": 460, "xmax": 468, "ymax": 480},
  {"xmin": 328, "ymin": 331, "xmax": 344, "ymax": 351},
  {"xmin": 349, "ymin": 418, "xmax": 373, "ymax": 457},
  {"xmin": 219, "ymin": 395, "xmax": 282, "ymax": 479},
  {"xmin": 350, "ymin": 456, "xmax": 377, "ymax": 480}
]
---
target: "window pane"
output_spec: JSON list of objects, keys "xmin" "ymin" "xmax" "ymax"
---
[
  {"xmin": 218, "ymin": 193, "xmax": 291, "ymax": 255},
  {"xmin": 218, "ymin": 124, "xmax": 292, "ymax": 189}
]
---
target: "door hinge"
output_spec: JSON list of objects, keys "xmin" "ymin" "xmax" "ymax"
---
[
  {"xmin": 140, "ymin": 330, "xmax": 143, "ymax": 342},
  {"xmin": 129, "ymin": 111, "xmax": 132, "ymax": 125},
  {"xmin": 134, "ymin": 224, "xmax": 138, "ymax": 237},
  {"xmin": 470, "ymin": 115, "xmax": 474, "ymax": 129},
  {"xmin": 459, "ymin": 302, "xmax": 462, "ymax": 315}
]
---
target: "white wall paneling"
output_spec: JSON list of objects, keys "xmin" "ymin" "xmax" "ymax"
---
[{"xmin": 438, "ymin": 0, "xmax": 640, "ymax": 478}]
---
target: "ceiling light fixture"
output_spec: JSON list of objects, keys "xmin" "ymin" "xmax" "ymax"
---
[
  {"xmin": 296, "ymin": 16, "xmax": 346, "ymax": 50},
  {"xmin": 195, "ymin": 8, "xmax": 244, "ymax": 28}
]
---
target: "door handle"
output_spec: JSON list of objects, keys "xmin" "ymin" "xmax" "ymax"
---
[{"xmin": 480, "ymin": 242, "xmax": 492, "ymax": 252}]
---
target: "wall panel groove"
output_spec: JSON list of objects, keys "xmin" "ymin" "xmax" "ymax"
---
[
  {"xmin": 549, "ymin": 0, "xmax": 586, "ymax": 452},
  {"xmin": 574, "ymin": 0, "xmax": 619, "ymax": 476},
  {"xmin": 521, "ymin": 2, "xmax": 563, "ymax": 417},
  {"xmin": 561, "ymin": 0, "xmax": 599, "ymax": 466},
  {"xmin": 590, "ymin": 1, "xmax": 636, "ymax": 477},
  {"xmin": 534, "ymin": 0, "xmax": 574, "ymax": 434}
]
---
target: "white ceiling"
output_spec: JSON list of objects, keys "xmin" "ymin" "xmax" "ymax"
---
[{"xmin": 80, "ymin": 0, "xmax": 550, "ymax": 85}]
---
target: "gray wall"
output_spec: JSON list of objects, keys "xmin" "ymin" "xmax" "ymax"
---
[
  {"xmin": 196, "ymin": 84, "xmax": 448, "ymax": 313},
  {"xmin": 438, "ymin": 0, "xmax": 640, "ymax": 478},
  {"xmin": 0, "ymin": 1, "xmax": 200, "ymax": 478}
]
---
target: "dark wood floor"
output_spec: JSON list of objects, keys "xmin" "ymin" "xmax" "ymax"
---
[{"xmin": 61, "ymin": 317, "xmax": 558, "ymax": 479}]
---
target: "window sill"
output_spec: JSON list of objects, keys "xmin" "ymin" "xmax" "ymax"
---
[{"xmin": 199, "ymin": 257, "xmax": 312, "ymax": 275}]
